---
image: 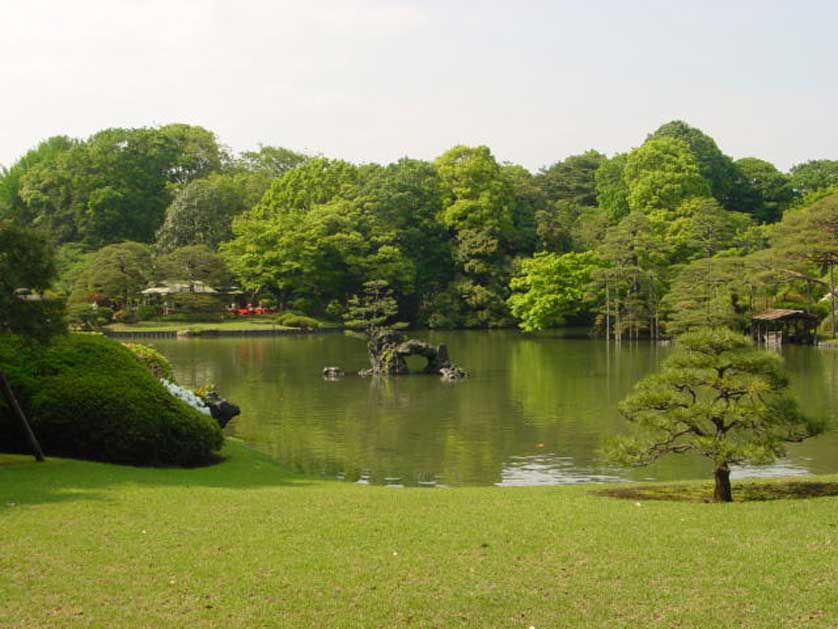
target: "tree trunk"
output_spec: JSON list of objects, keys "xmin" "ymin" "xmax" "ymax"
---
[
  {"xmin": 713, "ymin": 464, "xmax": 732, "ymax": 502},
  {"xmin": 0, "ymin": 372, "xmax": 45, "ymax": 462}
]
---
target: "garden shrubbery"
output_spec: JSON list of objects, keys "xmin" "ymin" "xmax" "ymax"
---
[
  {"xmin": 122, "ymin": 342, "xmax": 175, "ymax": 380},
  {"xmin": 0, "ymin": 333, "xmax": 223, "ymax": 466},
  {"xmin": 275, "ymin": 312, "xmax": 320, "ymax": 329}
]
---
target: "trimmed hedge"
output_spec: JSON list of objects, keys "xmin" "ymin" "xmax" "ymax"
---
[
  {"xmin": 275, "ymin": 313, "xmax": 320, "ymax": 329},
  {"xmin": 0, "ymin": 333, "xmax": 223, "ymax": 466}
]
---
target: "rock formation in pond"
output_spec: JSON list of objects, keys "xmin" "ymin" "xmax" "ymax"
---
[{"xmin": 357, "ymin": 329, "xmax": 465, "ymax": 379}]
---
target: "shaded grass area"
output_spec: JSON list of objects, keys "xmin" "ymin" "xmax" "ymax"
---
[
  {"xmin": 2, "ymin": 441, "xmax": 837, "ymax": 627},
  {"xmin": 595, "ymin": 479, "xmax": 838, "ymax": 503}
]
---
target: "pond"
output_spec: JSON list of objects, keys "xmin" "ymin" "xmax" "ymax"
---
[{"xmin": 147, "ymin": 331, "xmax": 838, "ymax": 486}]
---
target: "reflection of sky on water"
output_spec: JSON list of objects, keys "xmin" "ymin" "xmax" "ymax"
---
[
  {"xmin": 496, "ymin": 454, "xmax": 625, "ymax": 487},
  {"xmin": 730, "ymin": 459, "xmax": 811, "ymax": 479},
  {"xmin": 495, "ymin": 455, "xmax": 813, "ymax": 487}
]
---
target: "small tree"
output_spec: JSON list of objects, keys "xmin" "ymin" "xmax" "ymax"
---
[
  {"xmin": 607, "ymin": 328, "xmax": 824, "ymax": 502},
  {"xmin": 0, "ymin": 220, "xmax": 65, "ymax": 341},
  {"xmin": 343, "ymin": 280, "xmax": 407, "ymax": 374}
]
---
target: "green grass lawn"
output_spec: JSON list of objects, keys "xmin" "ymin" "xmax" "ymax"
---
[
  {"xmin": 105, "ymin": 318, "xmax": 291, "ymax": 332},
  {"xmin": 1, "ymin": 441, "xmax": 836, "ymax": 627}
]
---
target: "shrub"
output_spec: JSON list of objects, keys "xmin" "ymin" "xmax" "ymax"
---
[
  {"xmin": 171, "ymin": 292, "xmax": 225, "ymax": 315},
  {"xmin": 136, "ymin": 304, "xmax": 158, "ymax": 321},
  {"xmin": 122, "ymin": 342, "xmax": 175, "ymax": 380},
  {"xmin": 275, "ymin": 313, "xmax": 320, "ymax": 329},
  {"xmin": 66, "ymin": 303, "xmax": 112, "ymax": 330},
  {"xmin": 0, "ymin": 334, "xmax": 223, "ymax": 466},
  {"xmin": 112, "ymin": 309, "xmax": 136, "ymax": 323}
]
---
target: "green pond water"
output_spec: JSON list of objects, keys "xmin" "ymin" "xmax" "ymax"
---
[{"xmin": 147, "ymin": 331, "xmax": 838, "ymax": 487}]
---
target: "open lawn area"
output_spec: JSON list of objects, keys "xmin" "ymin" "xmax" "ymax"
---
[
  {"xmin": 105, "ymin": 319, "xmax": 294, "ymax": 333},
  {"xmin": 1, "ymin": 441, "xmax": 837, "ymax": 627}
]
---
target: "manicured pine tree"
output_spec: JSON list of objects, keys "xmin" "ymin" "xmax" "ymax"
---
[{"xmin": 606, "ymin": 328, "xmax": 824, "ymax": 502}]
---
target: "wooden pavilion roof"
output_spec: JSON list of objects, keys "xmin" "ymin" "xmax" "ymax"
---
[{"xmin": 751, "ymin": 309, "xmax": 819, "ymax": 321}]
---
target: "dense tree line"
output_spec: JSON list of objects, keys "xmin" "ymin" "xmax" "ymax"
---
[{"xmin": 2, "ymin": 120, "xmax": 837, "ymax": 333}]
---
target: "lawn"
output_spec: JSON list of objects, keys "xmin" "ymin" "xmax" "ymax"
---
[
  {"xmin": 1, "ymin": 441, "xmax": 836, "ymax": 627},
  {"xmin": 105, "ymin": 318, "xmax": 292, "ymax": 332}
]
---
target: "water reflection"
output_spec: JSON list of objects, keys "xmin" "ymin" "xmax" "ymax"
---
[{"xmin": 146, "ymin": 332, "xmax": 838, "ymax": 486}]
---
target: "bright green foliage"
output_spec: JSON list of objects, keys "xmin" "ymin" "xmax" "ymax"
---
[
  {"xmin": 221, "ymin": 158, "xmax": 398, "ymax": 310},
  {"xmin": 537, "ymin": 149, "xmax": 605, "ymax": 207},
  {"xmin": 224, "ymin": 195, "xmax": 413, "ymax": 310},
  {"xmin": 607, "ymin": 328, "xmax": 824, "ymax": 500},
  {"xmin": 155, "ymin": 172, "xmax": 270, "ymax": 252},
  {"xmin": 730, "ymin": 157, "xmax": 796, "ymax": 222},
  {"xmin": 594, "ymin": 153, "xmax": 630, "ymax": 221},
  {"xmin": 0, "ymin": 334, "xmax": 223, "ymax": 465},
  {"xmin": 649, "ymin": 120, "xmax": 738, "ymax": 208},
  {"xmin": 0, "ymin": 136, "xmax": 75, "ymax": 224},
  {"xmin": 434, "ymin": 145, "xmax": 516, "ymax": 327},
  {"xmin": 508, "ymin": 251, "xmax": 601, "ymax": 331},
  {"xmin": 74, "ymin": 241, "xmax": 153, "ymax": 309},
  {"xmin": 789, "ymin": 159, "xmax": 838, "ymax": 197},
  {"xmin": 624, "ymin": 137, "xmax": 711, "ymax": 215},
  {"xmin": 237, "ymin": 145, "xmax": 309, "ymax": 177},
  {"xmin": 155, "ymin": 245, "xmax": 231, "ymax": 289},
  {"xmin": 8, "ymin": 125, "xmax": 225, "ymax": 246},
  {"xmin": 0, "ymin": 221, "xmax": 65, "ymax": 340},
  {"xmin": 274, "ymin": 313, "xmax": 320, "ymax": 329},
  {"xmin": 122, "ymin": 342, "xmax": 175, "ymax": 380},
  {"xmin": 361, "ymin": 159, "xmax": 454, "ymax": 322},
  {"xmin": 255, "ymin": 157, "xmax": 360, "ymax": 216}
]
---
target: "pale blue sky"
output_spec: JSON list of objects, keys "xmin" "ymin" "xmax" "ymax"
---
[{"xmin": 2, "ymin": 0, "xmax": 836, "ymax": 171}]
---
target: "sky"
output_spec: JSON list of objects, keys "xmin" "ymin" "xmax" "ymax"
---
[{"xmin": 2, "ymin": 0, "xmax": 837, "ymax": 172}]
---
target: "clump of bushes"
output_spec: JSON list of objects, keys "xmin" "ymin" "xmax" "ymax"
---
[
  {"xmin": 66, "ymin": 303, "xmax": 113, "ymax": 330},
  {"xmin": 0, "ymin": 334, "xmax": 223, "ymax": 466},
  {"xmin": 274, "ymin": 312, "xmax": 320, "ymax": 329},
  {"xmin": 123, "ymin": 342, "xmax": 175, "ymax": 380}
]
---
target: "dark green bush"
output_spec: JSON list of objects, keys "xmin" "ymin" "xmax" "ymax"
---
[
  {"xmin": 0, "ymin": 333, "xmax": 223, "ymax": 466},
  {"xmin": 136, "ymin": 305, "xmax": 158, "ymax": 321}
]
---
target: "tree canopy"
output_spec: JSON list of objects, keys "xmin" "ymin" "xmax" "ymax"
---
[
  {"xmin": 607, "ymin": 328, "xmax": 824, "ymax": 501},
  {"xmin": 2, "ymin": 120, "xmax": 835, "ymax": 334}
]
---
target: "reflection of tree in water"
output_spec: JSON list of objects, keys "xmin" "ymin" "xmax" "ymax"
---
[{"xmin": 144, "ymin": 333, "xmax": 838, "ymax": 485}]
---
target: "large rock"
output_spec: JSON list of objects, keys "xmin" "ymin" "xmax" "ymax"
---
[
  {"xmin": 359, "ymin": 330, "xmax": 459, "ymax": 378},
  {"xmin": 203, "ymin": 391, "xmax": 240, "ymax": 428}
]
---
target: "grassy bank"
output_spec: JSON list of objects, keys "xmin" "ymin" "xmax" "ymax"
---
[
  {"xmin": 1, "ymin": 442, "xmax": 836, "ymax": 627},
  {"xmin": 105, "ymin": 318, "xmax": 341, "ymax": 334}
]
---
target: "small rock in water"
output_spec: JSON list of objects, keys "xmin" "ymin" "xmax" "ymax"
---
[
  {"xmin": 322, "ymin": 366, "xmax": 345, "ymax": 380},
  {"xmin": 439, "ymin": 365, "xmax": 467, "ymax": 381}
]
